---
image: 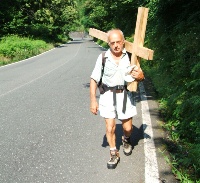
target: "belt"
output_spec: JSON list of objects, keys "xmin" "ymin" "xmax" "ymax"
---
[
  {"xmin": 102, "ymin": 84, "xmax": 127, "ymax": 113},
  {"xmin": 110, "ymin": 89, "xmax": 123, "ymax": 93}
]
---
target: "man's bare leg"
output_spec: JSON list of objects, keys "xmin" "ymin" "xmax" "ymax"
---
[
  {"xmin": 122, "ymin": 117, "xmax": 133, "ymax": 136},
  {"xmin": 105, "ymin": 118, "xmax": 116, "ymax": 148},
  {"xmin": 122, "ymin": 117, "xmax": 133, "ymax": 156},
  {"xmin": 105, "ymin": 118, "xmax": 120, "ymax": 169}
]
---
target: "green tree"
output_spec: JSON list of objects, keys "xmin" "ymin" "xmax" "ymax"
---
[
  {"xmin": 0, "ymin": 0, "xmax": 79, "ymax": 41},
  {"xmin": 80, "ymin": 0, "xmax": 115, "ymax": 32}
]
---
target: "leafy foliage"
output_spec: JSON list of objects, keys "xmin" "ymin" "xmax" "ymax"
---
[
  {"xmin": 0, "ymin": 35, "xmax": 53, "ymax": 65},
  {"xmin": 0, "ymin": 0, "xmax": 79, "ymax": 41},
  {"xmin": 146, "ymin": 0, "xmax": 200, "ymax": 181}
]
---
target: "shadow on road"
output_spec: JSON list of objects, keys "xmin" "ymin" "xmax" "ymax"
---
[
  {"xmin": 67, "ymin": 41, "xmax": 84, "ymax": 44},
  {"xmin": 101, "ymin": 124, "xmax": 150, "ymax": 150}
]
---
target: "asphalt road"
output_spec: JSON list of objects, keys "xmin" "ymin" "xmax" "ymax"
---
[{"xmin": 0, "ymin": 36, "xmax": 178, "ymax": 183}]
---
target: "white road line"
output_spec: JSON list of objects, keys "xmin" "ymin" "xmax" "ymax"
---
[
  {"xmin": 139, "ymin": 82, "xmax": 160, "ymax": 183},
  {"xmin": 0, "ymin": 43, "xmax": 82, "ymax": 98}
]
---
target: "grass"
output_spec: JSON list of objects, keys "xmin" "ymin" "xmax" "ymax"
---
[{"xmin": 0, "ymin": 35, "xmax": 54, "ymax": 66}]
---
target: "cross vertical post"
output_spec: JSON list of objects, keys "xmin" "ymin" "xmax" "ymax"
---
[{"xmin": 127, "ymin": 7, "xmax": 149, "ymax": 91}]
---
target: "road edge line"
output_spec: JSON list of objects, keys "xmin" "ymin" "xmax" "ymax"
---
[{"xmin": 139, "ymin": 82, "xmax": 160, "ymax": 183}]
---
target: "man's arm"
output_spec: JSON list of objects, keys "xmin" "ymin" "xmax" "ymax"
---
[{"xmin": 90, "ymin": 78, "xmax": 99, "ymax": 115}]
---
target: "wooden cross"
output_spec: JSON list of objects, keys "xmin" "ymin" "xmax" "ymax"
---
[{"xmin": 89, "ymin": 7, "xmax": 154, "ymax": 92}]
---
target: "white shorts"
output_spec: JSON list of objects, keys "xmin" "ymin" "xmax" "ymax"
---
[{"xmin": 99, "ymin": 90, "xmax": 137, "ymax": 120}]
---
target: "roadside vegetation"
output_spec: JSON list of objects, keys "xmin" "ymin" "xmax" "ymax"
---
[
  {"xmin": 1, "ymin": 0, "xmax": 199, "ymax": 182},
  {"xmin": 0, "ymin": 35, "xmax": 53, "ymax": 66}
]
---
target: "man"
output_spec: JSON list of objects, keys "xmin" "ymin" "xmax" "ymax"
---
[{"xmin": 90, "ymin": 29, "xmax": 144, "ymax": 169}]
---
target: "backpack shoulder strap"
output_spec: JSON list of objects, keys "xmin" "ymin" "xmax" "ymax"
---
[
  {"xmin": 101, "ymin": 51, "xmax": 107, "ymax": 72},
  {"xmin": 127, "ymin": 52, "xmax": 131, "ymax": 62},
  {"xmin": 98, "ymin": 51, "xmax": 106, "ymax": 87},
  {"xmin": 102, "ymin": 51, "xmax": 106, "ymax": 66}
]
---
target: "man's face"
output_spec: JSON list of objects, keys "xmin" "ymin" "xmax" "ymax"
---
[{"xmin": 108, "ymin": 31, "xmax": 124, "ymax": 55}]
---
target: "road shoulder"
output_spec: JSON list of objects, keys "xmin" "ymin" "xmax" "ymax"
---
[{"xmin": 142, "ymin": 78, "xmax": 179, "ymax": 183}]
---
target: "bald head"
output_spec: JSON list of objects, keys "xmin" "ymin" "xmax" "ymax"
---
[{"xmin": 107, "ymin": 29, "xmax": 124, "ymax": 43}]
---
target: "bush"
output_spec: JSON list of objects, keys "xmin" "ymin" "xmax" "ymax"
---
[
  {"xmin": 144, "ymin": 0, "xmax": 200, "ymax": 181},
  {"xmin": 0, "ymin": 35, "xmax": 53, "ymax": 66}
]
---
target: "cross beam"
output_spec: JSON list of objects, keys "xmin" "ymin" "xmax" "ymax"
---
[{"xmin": 89, "ymin": 7, "xmax": 154, "ymax": 92}]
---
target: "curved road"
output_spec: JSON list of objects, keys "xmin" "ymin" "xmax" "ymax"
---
[{"xmin": 0, "ymin": 36, "xmax": 177, "ymax": 183}]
